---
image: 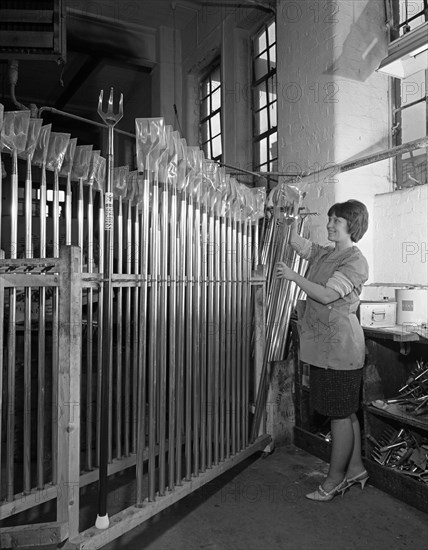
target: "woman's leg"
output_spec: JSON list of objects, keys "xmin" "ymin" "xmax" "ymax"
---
[
  {"xmin": 345, "ymin": 412, "xmax": 365, "ymax": 477},
  {"xmin": 322, "ymin": 416, "xmax": 354, "ymax": 489}
]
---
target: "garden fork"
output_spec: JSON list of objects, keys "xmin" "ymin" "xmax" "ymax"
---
[{"xmin": 96, "ymin": 87, "xmax": 123, "ymax": 531}]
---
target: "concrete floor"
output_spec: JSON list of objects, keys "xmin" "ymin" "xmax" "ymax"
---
[
  {"xmin": 100, "ymin": 445, "xmax": 428, "ymax": 550},
  {"xmin": 14, "ymin": 444, "xmax": 428, "ymax": 550}
]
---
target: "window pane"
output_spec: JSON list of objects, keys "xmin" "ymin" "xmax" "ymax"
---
[
  {"xmin": 211, "ymin": 112, "xmax": 221, "ymax": 137},
  {"xmin": 211, "ymin": 66, "xmax": 221, "ymax": 90},
  {"xmin": 267, "ymin": 21, "xmax": 275, "ymax": 45},
  {"xmin": 201, "ymin": 120, "xmax": 210, "ymax": 142},
  {"xmin": 269, "ymin": 132, "xmax": 278, "ymax": 160},
  {"xmin": 401, "ymin": 102, "xmax": 426, "ymax": 142},
  {"xmin": 212, "ymin": 135, "xmax": 222, "ymax": 159},
  {"xmin": 211, "ymin": 87, "xmax": 221, "ymax": 111},
  {"xmin": 254, "ymin": 29, "xmax": 266, "ymax": 55},
  {"xmin": 255, "ymin": 108, "xmax": 268, "ymax": 135},
  {"xmin": 254, "ymin": 83, "xmax": 267, "ymax": 110},
  {"xmin": 201, "ymin": 97, "xmax": 209, "ymax": 119},
  {"xmin": 398, "ymin": 0, "xmax": 426, "ymax": 34},
  {"xmin": 201, "ymin": 80, "xmax": 210, "ymax": 100},
  {"xmin": 254, "ymin": 54, "xmax": 268, "ymax": 81},
  {"xmin": 267, "ymin": 75, "xmax": 277, "ymax": 102},
  {"xmin": 401, "ymin": 69, "xmax": 426, "ymax": 106},
  {"xmin": 269, "ymin": 102, "xmax": 277, "ymax": 127},
  {"xmin": 268, "ymin": 45, "xmax": 276, "ymax": 71},
  {"xmin": 399, "ymin": 146, "xmax": 427, "ymax": 187},
  {"xmin": 259, "ymin": 138, "xmax": 267, "ymax": 165}
]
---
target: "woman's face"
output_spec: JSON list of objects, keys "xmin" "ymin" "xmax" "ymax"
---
[{"xmin": 327, "ymin": 213, "xmax": 351, "ymax": 243}]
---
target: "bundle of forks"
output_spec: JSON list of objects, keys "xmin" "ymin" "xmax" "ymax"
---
[
  {"xmin": 381, "ymin": 361, "xmax": 428, "ymax": 417},
  {"xmin": 368, "ymin": 427, "xmax": 428, "ymax": 482}
]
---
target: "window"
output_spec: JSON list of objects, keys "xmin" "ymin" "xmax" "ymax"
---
[
  {"xmin": 199, "ymin": 62, "xmax": 222, "ymax": 161},
  {"xmin": 389, "ymin": 1, "xmax": 428, "ymax": 189},
  {"xmin": 252, "ymin": 20, "xmax": 277, "ymax": 188},
  {"xmin": 391, "ymin": 0, "xmax": 428, "ymax": 39}
]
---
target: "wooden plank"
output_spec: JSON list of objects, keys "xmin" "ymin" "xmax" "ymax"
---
[
  {"xmin": 0, "ymin": 521, "xmax": 68, "ymax": 548},
  {"xmin": 0, "ymin": 274, "xmax": 60, "ymax": 288},
  {"xmin": 64, "ymin": 435, "xmax": 271, "ymax": 550},
  {"xmin": 0, "ymin": 9, "xmax": 53, "ymax": 23},
  {"xmin": 0, "ymin": 485, "xmax": 57, "ymax": 520},
  {"xmin": 0, "ymin": 31, "xmax": 53, "ymax": 49},
  {"xmin": 365, "ymin": 403, "xmax": 428, "ymax": 431},
  {"xmin": 364, "ymin": 458, "xmax": 428, "ymax": 514},
  {"xmin": 363, "ymin": 325, "xmax": 425, "ymax": 343},
  {"xmin": 293, "ymin": 426, "xmax": 331, "ymax": 463},
  {"xmin": 57, "ymin": 247, "xmax": 82, "ymax": 540}
]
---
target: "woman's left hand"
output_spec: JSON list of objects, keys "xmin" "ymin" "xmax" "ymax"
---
[{"xmin": 275, "ymin": 261, "xmax": 296, "ymax": 281}]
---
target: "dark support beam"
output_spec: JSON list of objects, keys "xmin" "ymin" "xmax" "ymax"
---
[{"xmin": 55, "ymin": 56, "xmax": 102, "ymax": 110}]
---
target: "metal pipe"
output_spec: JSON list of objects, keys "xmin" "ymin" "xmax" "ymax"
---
[
  {"xmin": 192, "ymin": 192, "xmax": 201, "ymax": 476},
  {"xmin": 213, "ymin": 211, "xmax": 221, "ymax": 464},
  {"xmin": 124, "ymin": 198, "xmax": 132, "ymax": 457},
  {"xmin": 206, "ymin": 203, "xmax": 214, "ymax": 468},
  {"xmin": 219, "ymin": 212, "xmax": 227, "ymax": 461},
  {"xmin": 38, "ymin": 105, "xmax": 135, "ymax": 139},
  {"xmin": 86, "ymin": 182, "xmax": 94, "ymax": 471},
  {"xmin": 158, "ymin": 178, "xmax": 168, "ymax": 494},
  {"xmin": 36, "ymin": 126, "xmax": 50, "ymax": 489},
  {"xmin": 175, "ymin": 188, "xmax": 186, "ymax": 486},
  {"xmin": 199, "ymin": 200, "xmax": 208, "ymax": 472},
  {"xmin": 132, "ymin": 199, "xmax": 140, "ymax": 457},
  {"xmin": 136, "ymin": 169, "xmax": 150, "ymax": 503},
  {"xmin": 235, "ymin": 219, "xmax": 243, "ymax": 452},
  {"xmin": 95, "ymin": 89, "xmax": 123, "ymax": 528},
  {"xmin": 168, "ymin": 179, "xmax": 177, "ymax": 490},
  {"xmin": 115, "ymin": 195, "xmax": 123, "ymax": 460},
  {"xmin": 185, "ymin": 192, "xmax": 194, "ymax": 480},
  {"xmin": 148, "ymin": 171, "xmax": 159, "ymax": 500},
  {"xmin": 225, "ymin": 215, "xmax": 232, "ymax": 459},
  {"xmin": 231, "ymin": 216, "xmax": 237, "ymax": 455}
]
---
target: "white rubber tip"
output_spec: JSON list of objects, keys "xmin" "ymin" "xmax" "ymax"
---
[{"xmin": 95, "ymin": 514, "xmax": 110, "ymax": 529}]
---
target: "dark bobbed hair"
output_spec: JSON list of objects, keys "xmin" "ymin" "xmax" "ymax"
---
[{"xmin": 327, "ymin": 200, "xmax": 369, "ymax": 243}]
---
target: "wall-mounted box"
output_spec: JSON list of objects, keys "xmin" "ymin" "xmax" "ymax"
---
[{"xmin": 359, "ymin": 301, "xmax": 397, "ymax": 328}]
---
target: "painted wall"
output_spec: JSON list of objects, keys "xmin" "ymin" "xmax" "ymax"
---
[
  {"xmin": 276, "ymin": 0, "xmax": 391, "ymax": 281},
  {"xmin": 373, "ymin": 184, "xmax": 428, "ymax": 285}
]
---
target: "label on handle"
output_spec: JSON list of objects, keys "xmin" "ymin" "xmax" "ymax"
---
[{"xmin": 105, "ymin": 192, "xmax": 113, "ymax": 230}]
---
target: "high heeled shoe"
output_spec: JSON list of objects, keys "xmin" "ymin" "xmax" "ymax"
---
[
  {"xmin": 343, "ymin": 470, "xmax": 369, "ymax": 491},
  {"xmin": 305, "ymin": 479, "xmax": 347, "ymax": 502}
]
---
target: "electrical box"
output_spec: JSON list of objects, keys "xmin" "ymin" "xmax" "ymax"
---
[
  {"xmin": 0, "ymin": 0, "xmax": 66, "ymax": 63},
  {"xmin": 359, "ymin": 301, "xmax": 397, "ymax": 328}
]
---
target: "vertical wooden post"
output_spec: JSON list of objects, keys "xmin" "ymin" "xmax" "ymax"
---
[{"xmin": 57, "ymin": 246, "xmax": 82, "ymax": 539}]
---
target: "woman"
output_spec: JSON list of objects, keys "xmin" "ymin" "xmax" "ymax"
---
[{"xmin": 276, "ymin": 199, "xmax": 369, "ymax": 501}]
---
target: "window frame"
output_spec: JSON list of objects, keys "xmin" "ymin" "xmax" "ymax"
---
[
  {"xmin": 389, "ymin": 1, "xmax": 428, "ymax": 189},
  {"xmin": 251, "ymin": 18, "xmax": 277, "ymax": 190},
  {"xmin": 199, "ymin": 60, "xmax": 223, "ymax": 162}
]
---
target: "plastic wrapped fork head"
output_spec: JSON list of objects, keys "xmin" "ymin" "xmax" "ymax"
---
[
  {"xmin": 60, "ymin": 138, "xmax": 77, "ymax": 178},
  {"xmin": 135, "ymin": 117, "xmax": 165, "ymax": 173},
  {"xmin": 0, "ymin": 110, "xmax": 31, "ymax": 154},
  {"xmin": 71, "ymin": 145, "xmax": 93, "ymax": 181},
  {"xmin": 32, "ymin": 124, "xmax": 52, "ymax": 167},
  {"xmin": 19, "ymin": 118, "xmax": 43, "ymax": 161},
  {"xmin": 46, "ymin": 132, "xmax": 71, "ymax": 173},
  {"xmin": 98, "ymin": 87, "xmax": 123, "ymax": 126}
]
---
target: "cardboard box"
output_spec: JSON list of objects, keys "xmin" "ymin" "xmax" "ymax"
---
[{"xmin": 359, "ymin": 301, "xmax": 397, "ymax": 328}]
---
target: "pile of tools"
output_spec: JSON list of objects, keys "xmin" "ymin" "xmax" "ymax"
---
[
  {"xmin": 369, "ymin": 427, "xmax": 428, "ymax": 483},
  {"xmin": 375, "ymin": 361, "xmax": 428, "ymax": 417}
]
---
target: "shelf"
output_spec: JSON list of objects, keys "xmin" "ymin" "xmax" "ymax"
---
[
  {"xmin": 365, "ymin": 402, "xmax": 428, "ymax": 431},
  {"xmin": 363, "ymin": 458, "xmax": 428, "ymax": 513},
  {"xmin": 293, "ymin": 426, "xmax": 331, "ymax": 463},
  {"xmin": 363, "ymin": 325, "xmax": 428, "ymax": 343}
]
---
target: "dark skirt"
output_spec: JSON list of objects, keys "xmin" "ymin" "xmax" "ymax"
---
[{"xmin": 310, "ymin": 365, "xmax": 363, "ymax": 418}]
